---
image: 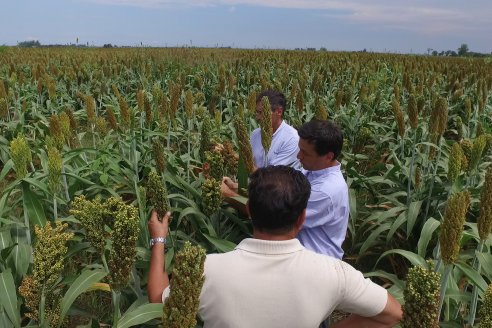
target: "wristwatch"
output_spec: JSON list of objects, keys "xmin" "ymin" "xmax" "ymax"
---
[{"xmin": 149, "ymin": 237, "xmax": 167, "ymax": 247}]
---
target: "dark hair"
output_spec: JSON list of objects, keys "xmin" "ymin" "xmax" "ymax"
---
[
  {"xmin": 248, "ymin": 166, "xmax": 311, "ymax": 235},
  {"xmin": 298, "ymin": 120, "xmax": 343, "ymax": 159},
  {"xmin": 256, "ymin": 90, "xmax": 286, "ymax": 113}
]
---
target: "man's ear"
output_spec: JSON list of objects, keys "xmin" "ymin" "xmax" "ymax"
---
[
  {"xmin": 294, "ymin": 209, "xmax": 306, "ymax": 231},
  {"xmin": 325, "ymin": 151, "xmax": 335, "ymax": 162}
]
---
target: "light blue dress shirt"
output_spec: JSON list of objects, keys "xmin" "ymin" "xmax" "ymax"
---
[
  {"xmin": 250, "ymin": 121, "xmax": 300, "ymax": 168},
  {"xmin": 297, "ymin": 163, "xmax": 349, "ymax": 259}
]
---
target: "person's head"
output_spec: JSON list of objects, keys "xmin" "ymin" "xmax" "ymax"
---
[
  {"xmin": 255, "ymin": 90, "xmax": 286, "ymax": 131},
  {"xmin": 297, "ymin": 120, "xmax": 343, "ymax": 171},
  {"xmin": 248, "ymin": 166, "xmax": 310, "ymax": 236}
]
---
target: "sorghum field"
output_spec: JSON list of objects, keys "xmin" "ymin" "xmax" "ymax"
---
[{"xmin": 0, "ymin": 46, "xmax": 492, "ymax": 327}]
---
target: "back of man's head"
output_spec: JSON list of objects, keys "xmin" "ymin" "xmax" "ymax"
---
[
  {"xmin": 298, "ymin": 119, "xmax": 343, "ymax": 159},
  {"xmin": 256, "ymin": 90, "xmax": 286, "ymax": 112},
  {"xmin": 248, "ymin": 166, "xmax": 310, "ymax": 235}
]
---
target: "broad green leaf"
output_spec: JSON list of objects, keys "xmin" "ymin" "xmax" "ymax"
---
[
  {"xmin": 417, "ymin": 218, "xmax": 440, "ymax": 257},
  {"xmin": 116, "ymin": 303, "xmax": 163, "ymax": 328},
  {"xmin": 0, "ymin": 308, "xmax": 13, "ymax": 328},
  {"xmin": 406, "ymin": 200, "xmax": 423, "ymax": 237},
  {"xmin": 0, "ymin": 228, "xmax": 12, "ymax": 251},
  {"xmin": 59, "ymin": 269, "xmax": 107, "ymax": 323},
  {"xmin": 237, "ymin": 153, "xmax": 248, "ymax": 192},
  {"xmin": 359, "ymin": 223, "xmax": 391, "ymax": 255},
  {"xmin": 0, "ymin": 269, "xmax": 20, "ymax": 328},
  {"xmin": 377, "ymin": 249, "xmax": 427, "ymax": 267},
  {"xmin": 203, "ymin": 234, "xmax": 236, "ymax": 253},
  {"xmin": 348, "ymin": 188, "xmax": 357, "ymax": 220},
  {"xmin": 364, "ymin": 270, "xmax": 405, "ymax": 290},
  {"xmin": 8, "ymin": 242, "xmax": 30, "ymax": 281},
  {"xmin": 21, "ymin": 181, "xmax": 46, "ymax": 227},
  {"xmin": 0, "ymin": 159, "xmax": 13, "ymax": 182},
  {"xmin": 386, "ymin": 211, "xmax": 406, "ymax": 243},
  {"xmin": 476, "ymin": 251, "xmax": 492, "ymax": 276},
  {"xmin": 454, "ymin": 261, "xmax": 488, "ymax": 293}
]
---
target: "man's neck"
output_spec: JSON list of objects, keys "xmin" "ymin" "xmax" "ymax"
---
[
  {"xmin": 272, "ymin": 120, "xmax": 283, "ymax": 133},
  {"xmin": 253, "ymin": 229, "xmax": 296, "ymax": 241}
]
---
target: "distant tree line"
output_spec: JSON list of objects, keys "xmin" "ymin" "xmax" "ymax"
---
[{"xmin": 429, "ymin": 43, "xmax": 491, "ymax": 57}]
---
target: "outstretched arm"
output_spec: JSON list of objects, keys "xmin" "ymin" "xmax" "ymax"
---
[
  {"xmin": 147, "ymin": 210, "xmax": 171, "ymax": 303},
  {"xmin": 331, "ymin": 292, "xmax": 402, "ymax": 328}
]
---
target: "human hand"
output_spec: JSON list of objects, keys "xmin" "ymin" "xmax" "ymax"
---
[
  {"xmin": 221, "ymin": 177, "xmax": 238, "ymax": 198},
  {"xmin": 148, "ymin": 210, "xmax": 170, "ymax": 239}
]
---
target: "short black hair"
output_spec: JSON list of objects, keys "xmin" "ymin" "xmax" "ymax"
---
[
  {"xmin": 248, "ymin": 166, "xmax": 311, "ymax": 235},
  {"xmin": 256, "ymin": 90, "xmax": 286, "ymax": 112},
  {"xmin": 298, "ymin": 120, "xmax": 343, "ymax": 159}
]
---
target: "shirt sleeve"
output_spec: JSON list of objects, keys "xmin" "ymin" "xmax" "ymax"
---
[
  {"xmin": 335, "ymin": 261, "xmax": 388, "ymax": 317},
  {"xmin": 303, "ymin": 190, "xmax": 334, "ymax": 229},
  {"xmin": 162, "ymin": 286, "xmax": 171, "ymax": 303}
]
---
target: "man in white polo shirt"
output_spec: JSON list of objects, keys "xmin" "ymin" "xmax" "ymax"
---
[
  {"xmin": 250, "ymin": 89, "xmax": 299, "ymax": 169},
  {"xmin": 148, "ymin": 166, "xmax": 402, "ymax": 328}
]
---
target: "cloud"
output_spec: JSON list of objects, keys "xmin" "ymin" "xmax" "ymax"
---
[{"xmin": 82, "ymin": 0, "xmax": 492, "ymax": 35}]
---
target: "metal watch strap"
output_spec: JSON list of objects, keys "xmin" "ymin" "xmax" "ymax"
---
[{"xmin": 150, "ymin": 237, "xmax": 166, "ymax": 247}]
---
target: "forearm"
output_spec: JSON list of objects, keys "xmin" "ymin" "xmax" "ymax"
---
[
  {"xmin": 147, "ymin": 243, "xmax": 169, "ymax": 303},
  {"xmin": 330, "ymin": 314, "xmax": 396, "ymax": 328}
]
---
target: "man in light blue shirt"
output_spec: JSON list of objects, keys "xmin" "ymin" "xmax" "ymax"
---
[
  {"xmin": 296, "ymin": 120, "xmax": 349, "ymax": 259},
  {"xmin": 250, "ymin": 90, "xmax": 299, "ymax": 168}
]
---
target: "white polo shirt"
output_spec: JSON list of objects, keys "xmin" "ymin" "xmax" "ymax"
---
[{"xmin": 163, "ymin": 238, "xmax": 388, "ymax": 328}]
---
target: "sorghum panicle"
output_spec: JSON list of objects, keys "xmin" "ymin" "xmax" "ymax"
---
[
  {"xmin": 162, "ymin": 242, "xmax": 206, "ymax": 328},
  {"xmin": 439, "ymin": 191, "xmax": 471, "ymax": 265},
  {"xmin": 478, "ymin": 167, "xmax": 492, "ymax": 242},
  {"xmin": 204, "ymin": 149, "xmax": 225, "ymax": 181},
  {"xmin": 107, "ymin": 197, "xmax": 139, "ymax": 290},
  {"xmin": 146, "ymin": 170, "xmax": 169, "ymax": 219},
  {"xmin": 234, "ymin": 115, "xmax": 255, "ymax": 173},
  {"xmin": 407, "ymin": 94, "xmax": 418, "ymax": 129},
  {"xmin": 152, "ymin": 139, "xmax": 167, "ymax": 175},
  {"xmin": 47, "ymin": 147, "xmax": 62, "ymax": 194},
  {"xmin": 479, "ymin": 284, "xmax": 492, "ymax": 327},
  {"xmin": 447, "ymin": 143, "xmax": 463, "ymax": 184},
  {"xmin": 201, "ymin": 178, "xmax": 222, "ymax": 216},
  {"xmin": 260, "ymin": 96, "xmax": 273, "ymax": 153},
  {"xmin": 401, "ymin": 263, "xmax": 440, "ymax": 328},
  {"xmin": 10, "ymin": 134, "xmax": 32, "ymax": 179}
]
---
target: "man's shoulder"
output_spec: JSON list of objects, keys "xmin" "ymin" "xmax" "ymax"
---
[{"xmin": 280, "ymin": 122, "xmax": 299, "ymax": 137}]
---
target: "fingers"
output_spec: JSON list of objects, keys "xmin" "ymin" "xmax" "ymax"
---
[
  {"xmin": 162, "ymin": 211, "xmax": 171, "ymax": 222},
  {"xmin": 150, "ymin": 210, "xmax": 158, "ymax": 222}
]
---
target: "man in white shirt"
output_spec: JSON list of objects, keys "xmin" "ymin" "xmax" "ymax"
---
[
  {"xmin": 148, "ymin": 166, "xmax": 402, "ymax": 328},
  {"xmin": 250, "ymin": 90, "xmax": 299, "ymax": 168}
]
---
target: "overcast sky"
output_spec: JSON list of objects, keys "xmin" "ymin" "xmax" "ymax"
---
[{"xmin": 1, "ymin": 0, "xmax": 491, "ymax": 53}]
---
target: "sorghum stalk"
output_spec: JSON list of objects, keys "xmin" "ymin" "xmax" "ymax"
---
[
  {"xmin": 47, "ymin": 147, "xmax": 62, "ymax": 220},
  {"xmin": 200, "ymin": 114, "xmax": 214, "ymax": 161},
  {"xmin": 162, "ymin": 242, "xmax": 206, "ymax": 328}
]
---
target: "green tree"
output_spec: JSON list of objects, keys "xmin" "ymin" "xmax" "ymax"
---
[{"xmin": 458, "ymin": 43, "xmax": 469, "ymax": 56}]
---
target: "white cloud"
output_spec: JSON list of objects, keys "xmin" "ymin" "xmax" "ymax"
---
[{"xmin": 82, "ymin": 0, "xmax": 492, "ymax": 35}]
